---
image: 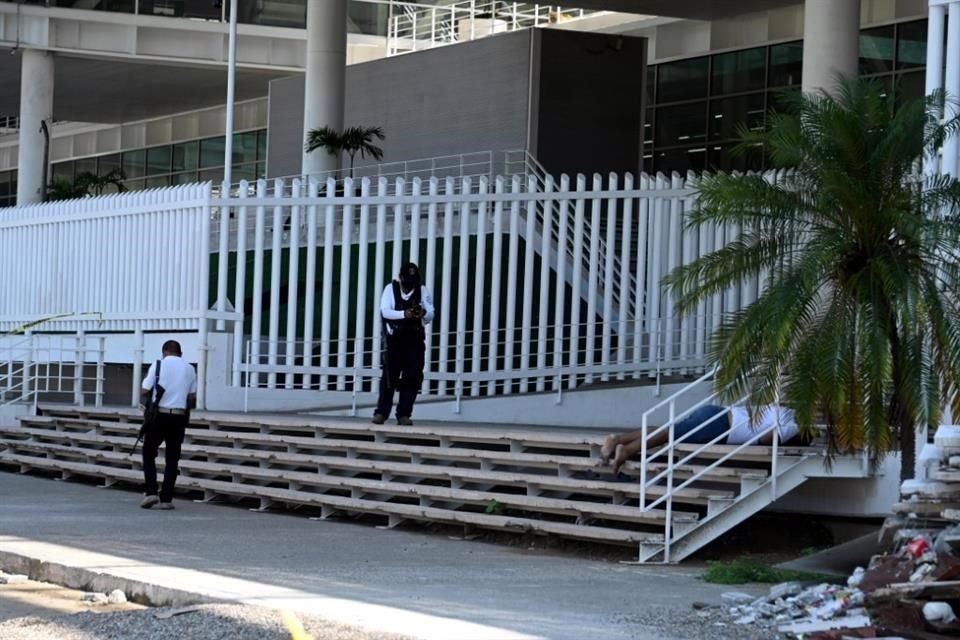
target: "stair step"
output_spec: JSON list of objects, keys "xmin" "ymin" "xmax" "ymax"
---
[
  {"xmin": 0, "ymin": 450, "xmax": 663, "ymax": 546},
  {"xmin": 17, "ymin": 417, "xmax": 769, "ymax": 484}
]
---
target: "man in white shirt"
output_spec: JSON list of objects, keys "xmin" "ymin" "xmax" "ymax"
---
[
  {"xmin": 373, "ymin": 262, "xmax": 435, "ymax": 426},
  {"xmin": 601, "ymin": 404, "xmax": 801, "ymax": 474},
  {"xmin": 139, "ymin": 339, "xmax": 197, "ymax": 509}
]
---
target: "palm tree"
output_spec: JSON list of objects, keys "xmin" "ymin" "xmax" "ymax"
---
[
  {"xmin": 664, "ymin": 78, "xmax": 960, "ymax": 481},
  {"xmin": 74, "ymin": 168, "xmax": 127, "ymax": 196},
  {"xmin": 305, "ymin": 125, "xmax": 385, "ymax": 178}
]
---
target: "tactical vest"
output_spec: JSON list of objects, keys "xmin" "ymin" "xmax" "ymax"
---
[{"xmin": 385, "ymin": 280, "xmax": 424, "ymax": 338}]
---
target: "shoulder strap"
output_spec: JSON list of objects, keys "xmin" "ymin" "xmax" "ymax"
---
[
  {"xmin": 391, "ymin": 280, "xmax": 402, "ymax": 307},
  {"xmin": 152, "ymin": 359, "xmax": 162, "ymax": 398}
]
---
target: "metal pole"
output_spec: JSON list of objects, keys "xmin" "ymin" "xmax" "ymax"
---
[{"xmin": 223, "ymin": 0, "xmax": 239, "ymax": 189}]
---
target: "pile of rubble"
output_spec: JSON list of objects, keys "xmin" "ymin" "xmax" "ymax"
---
[{"xmin": 710, "ymin": 425, "xmax": 960, "ymax": 638}]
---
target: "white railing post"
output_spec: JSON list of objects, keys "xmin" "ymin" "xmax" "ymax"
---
[
  {"xmin": 74, "ymin": 330, "xmax": 85, "ymax": 406},
  {"xmin": 438, "ymin": 177, "xmax": 455, "ymax": 395},
  {"xmin": 216, "ymin": 183, "xmax": 230, "ymax": 331},
  {"xmin": 320, "ymin": 178, "xmax": 337, "ymax": 391},
  {"xmin": 355, "ymin": 178, "xmax": 372, "ymax": 393},
  {"xmin": 95, "ymin": 336, "xmax": 105, "ymax": 407},
  {"xmin": 197, "ymin": 182, "xmax": 214, "ymax": 410},
  {"xmin": 488, "ymin": 177, "xmax": 505, "ymax": 395},
  {"xmin": 536, "ymin": 176, "xmax": 554, "ymax": 392},
  {"xmin": 601, "ymin": 173, "xmax": 617, "ymax": 383},
  {"xmin": 23, "ymin": 332, "xmax": 34, "ymax": 403},
  {"xmin": 618, "ymin": 174, "xmax": 634, "ymax": 381},
  {"xmin": 456, "ymin": 178, "xmax": 471, "ymax": 398},
  {"xmin": 337, "ymin": 178, "xmax": 355, "ymax": 392},
  {"xmin": 553, "ymin": 175, "xmax": 570, "ymax": 389},
  {"xmin": 132, "ymin": 328, "xmax": 144, "ymax": 406},
  {"xmin": 664, "ymin": 400, "xmax": 676, "ymax": 564},
  {"xmin": 285, "ymin": 179, "xmax": 303, "ymax": 390},
  {"xmin": 520, "ymin": 174, "xmax": 537, "ymax": 393},
  {"xmin": 471, "ymin": 176, "xmax": 489, "ymax": 397},
  {"xmin": 504, "ymin": 176, "xmax": 522, "ymax": 394},
  {"xmin": 303, "ymin": 178, "xmax": 320, "ymax": 390},
  {"xmin": 231, "ymin": 180, "xmax": 250, "ymax": 387}
]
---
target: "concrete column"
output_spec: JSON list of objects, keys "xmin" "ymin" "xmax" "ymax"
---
[
  {"xmin": 16, "ymin": 49, "xmax": 54, "ymax": 206},
  {"xmin": 301, "ymin": 0, "xmax": 348, "ymax": 177},
  {"xmin": 944, "ymin": 2, "xmax": 960, "ymax": 177},
  {"xmin": 801, "ymin": 0, "xmax": 861, "ymax": 94},
  {"xmin": 924, "ymin": 3, "xmax": 946, "ymax": 177}
]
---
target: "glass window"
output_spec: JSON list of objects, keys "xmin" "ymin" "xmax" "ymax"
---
[
  {"xmin": 655, "ymin": 102, "xmax": 707, "ymax": 146},
  {"xmin": 74, "ymin": 157, "xmax": 97, "ymax": 177},
  {"xmin": 199, "ymin": 137, "xmax": 226, "ymax": 169},
  {"xmin": 769, "ymin": 86, "xmax": 801, "ymax": 114},
  {"xmin": 145, "ymin": 176, "xmax": 171, "ymax": 188},
  {"xmin": 172, "ymin": 141, "xmax": 199, "ymax": 172},
  {"xmin": 711, "ymin": 48, "xmax": 766, "ymax": 96},
  {"xmin": 51, "ymin": 0, "xmax": 134, "ymax": 12},
  {"xmin": 643, "ymin": 108, "xmax": 654, "ymax": 146},
  {"xmin": 98, "ymin": 153, "xmax": 121, "ymax": 176},
  {"xmin": 895, "ymin": 71, "xmax": 926, "ymax": 108},
  {"xmin": 146, "ymin": 146, "xmax": 172, "ymax": 175},
  {"xmin": 124, "ymin": 179, "xmax": 145, "ymax": 191},
  {"xmin": 709, "ymin": 93, "xmax": 766, "ymax": 141},
  {"xmin": 255, "ymin": 162, "xmax": 266, "ymax": 179},
  {"xmin": 257, "ymin": 130, "xmax": 268, "ymax": 161},
  {"xmin": 645, "ymin": 65, "xmax": 656, "ymax": 105},
  {"xmin": 769, "ymin": 42, "xmax": 802, "ymax": 88},
  {"xmin": 897, "ymin": 20, "xmax": 927, "ymax": 71},
  {"xmin": 657, "ymin": 57, "xmax": 709, "ymax": 103},
  {"xmin": 708, "ymin": 143, "xmax": 764, "ymax": 174},
  {"xmin": 860, "ymin": 26, "xmax": 895, "ymax": 75},
  {"xmin": 199, "ymin": 168, "xmax": 225, "ymax": 184},
  {"xmin": 52, "ymin": 162, "xmax": 74, "ymax": 181},
  {"xmin": 171, "ymin": 171, "xmax": 199, "ymax": 185},
  {"xmin": 233, "ymin": 132, "xmax": 259, "ymax": 165},
  {"xmin": 233, "ymin": 163, "xmax": 258, "ymax": 184},
  {"xmin": 654, "ymin": 147, "xmax": 707, "ymax": 174},
  {"xmin": 122, "ymin": 150, "xmax": 146, "ymax": 179},
  {"xmin": 0, "ymin": 172, "xmax": 9, "ymax": 199},
  {"xmin": 236, "ymin": 0, "xmax": 306, "ymax": 28}
]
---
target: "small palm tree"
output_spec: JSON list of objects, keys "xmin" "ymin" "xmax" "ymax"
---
[
  {"xmin": 304, "ymin": 125, "xmax": 385, "ymax": 178},
  {"xmin": 665, "ymin": 78, "xmax": 960, "ymax": 481},
  {"xmin": 75, "ymin": 168, "xmax": 127, "ymax": 196}
]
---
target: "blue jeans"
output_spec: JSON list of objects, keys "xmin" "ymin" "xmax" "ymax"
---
[{"xmin": 672, "ymin": 404, "xmax": 729, "ymax": 444}]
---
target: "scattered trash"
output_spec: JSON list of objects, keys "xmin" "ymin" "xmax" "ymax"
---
[
  {"xmin": 107, "ymin": 589, "xmax": 127, "ymax": 604},
  {"xmin": 720, "ymin": 592, "xmax": 755, "ymax": 606},
  {"xmin": 0, "ymin": 572, "xmax": 28, "ymax": 585},
  {"xmin": 153, "ymin": 606, "xmax": 201, "ymax": 620}
]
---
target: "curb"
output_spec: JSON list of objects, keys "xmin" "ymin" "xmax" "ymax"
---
[{"xmin": 0, "ymin": 549, "xmax": 217, "ymax": 608}]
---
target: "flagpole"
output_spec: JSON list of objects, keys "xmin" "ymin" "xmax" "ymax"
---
[{"xmin": 223, "ymin": 0, "xmax": 239, "ymax": 191}]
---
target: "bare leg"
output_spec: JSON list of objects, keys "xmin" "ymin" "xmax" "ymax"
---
[
  {"xmin": 600, "ymin": 430, "xmax": 646, "ymax": 465},
  {"xmin": 611, "ymin": 429, "xmax": 671, "ymax": 474}
]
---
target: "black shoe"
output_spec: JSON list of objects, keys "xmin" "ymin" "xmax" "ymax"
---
[
  {"xmin": 397, "ymin": 416, "xmax": 413, "ymax": 426},
  {"xmin": 371, "ymin": 413, "xmax": 386, "ymax": 425}
]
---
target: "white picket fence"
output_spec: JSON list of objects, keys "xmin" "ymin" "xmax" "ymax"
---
[
  {"xmin": 0, "ymin": 169, "xmax": 769, "ymax": 402},
  {"xmin": 218, "ymin": 171, "xmax": 766, "ymax": 398},
  {"xmin": 0, "ymin": 183, "xmax": 230, "ymax": 333}
]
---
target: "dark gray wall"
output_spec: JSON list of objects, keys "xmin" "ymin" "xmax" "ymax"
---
[
  {"xmin": 533, "ymin": 30, "xmax": 646, "ymax": 178},
  {"xmin": 266, "ymin": 29, "xmax": 646, "ymax": 179}
]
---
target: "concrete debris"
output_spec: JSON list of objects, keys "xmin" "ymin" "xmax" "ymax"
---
[
  {"xmin": 0, "ymin": 572, "xmax": 28, "ymax": 585},
  {"xmin": 107, "ymin": 589, "xmax": 127, "ymax": 604},
  {"xmin": 82, "ymin": 592, "xmax": 109, "ymax": 605},
  {"xmin": 720, "ymin": 592, "xmax": 755, "ymax": 606},
  {"xmin": 769, "ymin": 581, "xmax": 804, "ymax": 600},
  {"xmin": 923, "ymin": 601, "xmax": 957, "ymax": 623},
  {"xmin": 846, "ymin": 567, "xmax": 864, "ymax": 589}
]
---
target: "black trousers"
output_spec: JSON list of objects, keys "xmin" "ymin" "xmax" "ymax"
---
[
  {"xmin": 142, "ymin": 412, "xmax": 188, "ymax": 502},
  {"xmin": 376, "ymin": 331, "xmax": 425, "ymax": 418}
]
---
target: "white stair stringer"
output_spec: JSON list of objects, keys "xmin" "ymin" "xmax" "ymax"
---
[{"xmin": 638, "ymin": 453, "xmax": 868, "ymax": 563}]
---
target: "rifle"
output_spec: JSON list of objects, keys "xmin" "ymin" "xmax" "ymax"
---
[{"xmin": 132, "ymin": 360, "xmax": 165, "ymax": 456}]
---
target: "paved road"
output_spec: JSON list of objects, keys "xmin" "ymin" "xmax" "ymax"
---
[{"xmin": 0, "ymin": 472, "xmax": 752, "ymax": 640}]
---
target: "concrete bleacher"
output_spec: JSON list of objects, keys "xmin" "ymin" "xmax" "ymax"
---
[{"xmin": 0, "ymin": 404, "xmax": 815, "ymax": 548}]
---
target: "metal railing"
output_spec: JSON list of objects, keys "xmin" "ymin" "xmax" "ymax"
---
[
  {"xmin": 387, "ymin": 1, "xmax": 599, "ymax": 55},
  {"xmin": 636, "ymin": 368, "xmax": 796, "ymax": 563},
  {"xmin": 0, "ymin": 333, "xmax": 107, "ymax": 409}
]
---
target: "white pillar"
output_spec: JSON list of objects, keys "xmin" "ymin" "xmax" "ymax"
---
[
  {"xmin": 801, "ymin": 0, "xmax": 861, "ymax": 94},
  {"xmin": 301, "ymin": 0, "xmax": 347, "ymax": 177},
  {"xmin": 925, "ymin": 3, "xmax": 946, "ymax": 177},
  {"xmin": 16, "ymin": 49, "xmax": 54, "ymax": 206},
  {"xmin": 944, "ymin": 2, "xmax": 960, "ymax": 177}
]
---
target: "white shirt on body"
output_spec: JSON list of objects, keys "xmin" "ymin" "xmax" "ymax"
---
[
  {"xmin": 141, "ymin": 355, "xmax": 197, "ymax": 410},
  {"xmin": 728, "ymin": 405, "xmax": 799, "ymax": 444},
  {"xmin": 380, "ymin": 283, "xmax": 435, "ymax": 335}
]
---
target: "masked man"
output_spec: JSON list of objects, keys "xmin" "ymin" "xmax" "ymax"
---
[{"xmin": 373, "ymin": 262, "xmax": 434, "ymax": 426}]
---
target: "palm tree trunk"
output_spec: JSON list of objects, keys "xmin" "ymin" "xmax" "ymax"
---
[{"xmin": 888, "ymin": 324, "xmax": 915, "ymax": 482}]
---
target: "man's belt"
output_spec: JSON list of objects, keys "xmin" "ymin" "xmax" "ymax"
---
[{"xmin": 157, "ymin": 408, "xmax": 187, "ymax": 415}]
